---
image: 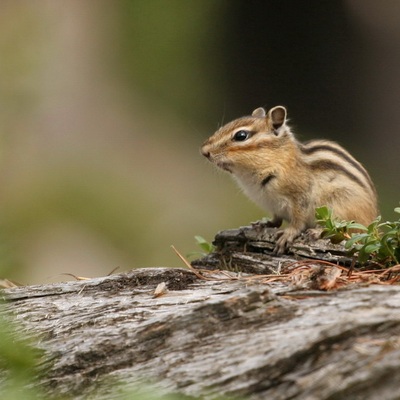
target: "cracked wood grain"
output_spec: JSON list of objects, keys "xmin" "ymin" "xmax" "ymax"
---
[
  {"xmin": 2, "ymin": 263, "xmax": 400, "ymax": 399},
  {"xmin": 192, "ymin": 225, "xmax": 353, "ymax": 274}
]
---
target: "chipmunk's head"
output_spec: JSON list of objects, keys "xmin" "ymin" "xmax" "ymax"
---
[{"xmin": 201, "ymin": 106, "xmax": 292, "ymax": 173}]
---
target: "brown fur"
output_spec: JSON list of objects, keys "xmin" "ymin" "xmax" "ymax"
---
[{"xmin": 201, "ymin": 106, "xmax": 378, "ymax": 253}]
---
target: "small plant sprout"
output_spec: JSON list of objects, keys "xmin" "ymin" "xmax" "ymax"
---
[
  {"xmin": 194, "ymin": 235, "xmax": 216, "ymax": 254},
  {"xmin": 186, "ymin": 236, "xmax": 216, "ymax": 259},
  {"xmin": 316, "ymin": 205, "xmax": 400, "ymax": 267}
]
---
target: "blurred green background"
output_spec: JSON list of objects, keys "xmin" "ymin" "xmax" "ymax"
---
[{"xmin": 0, "ymin": 0, "xmax": 398, "ymax": 284}]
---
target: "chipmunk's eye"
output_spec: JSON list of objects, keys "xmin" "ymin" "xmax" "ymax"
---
[{"xmin": 233, "ymin": 130, "xmax": 250, "ymax": 142}]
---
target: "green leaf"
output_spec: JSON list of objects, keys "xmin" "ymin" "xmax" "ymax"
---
[
  {"xmin": 382, "ymin": 230, "xmax": 397, "ymax": 240},
  {"xmin": 194, "ymin": 235, "xmax": 207, "ymax": 244},
  {"xmin": 325, "ymin": 219, "xmax": 334, "ymax": 230},
  {"xmin": 315, "ymin": 206, "xmax": 330, "ymax": 220},
  {"xmin": 315, "ymin": 203, "xmax": 400, "ymax": 266},
  {"xmin": 346, "ymin": 222, "xmax": 368, "ymax": 231},
  {"xmin": 335, "ymin": 221, "xmax": 349, "ymax": 229},
  {"xmin": 380, "ymin": 222, "xmax": 397, "ymax": 230},
  {"xmin": 367, "ymin": 217, "xmax": 381, "ymax": 232},
  {"xmin": 363, "ymin": 242, "xmax": 381, "ymax": 255},
  {"xmin": 344, "ymin": 233, "xmax": 369, "ymax": 248},
  {"xmin": 329, "ymin": 233, "xmax": 346, "ymax": 244},
  {"xmin": 194, "ymin": 235, "xmax": 215, "ymax": 254},
  {"xmin": 358, "ymin": 248, "xmax": 371, "ymax": 264}
]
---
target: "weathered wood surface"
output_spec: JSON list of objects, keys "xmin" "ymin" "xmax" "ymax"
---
[
  {"xmin": 2, "ymin": 226, "xmax": 400, "ymax": 399},
  {"xmin": 192, "ymin": 225, "xmax": 354, "ymax": 273}
]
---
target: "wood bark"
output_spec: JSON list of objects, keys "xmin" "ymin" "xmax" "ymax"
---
[{"xmin": 2, "ymin": 225, "xmax": 400, "ymax": 399}]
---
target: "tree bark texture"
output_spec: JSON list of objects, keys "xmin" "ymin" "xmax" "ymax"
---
[{"xmin": 2, "ymin": 225, "xmax": 400, "ymax": 399}]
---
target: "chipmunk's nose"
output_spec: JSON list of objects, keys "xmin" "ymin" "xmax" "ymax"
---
[
  {"xmin": 201, "ymin": 145, "xmax": 211, "ymax": 159},
  {"xmin": 201, "ymin": 149, "xmax": 211, "ymax": 159}
]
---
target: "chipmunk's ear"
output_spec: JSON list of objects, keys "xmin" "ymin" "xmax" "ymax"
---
[
  {"xmin": 251, "ymin": 107, "xmax": 266, "ymax": 118},
  {"xmin": 267, "ymin": 106, "xmax": 287, "ymax": 130}
]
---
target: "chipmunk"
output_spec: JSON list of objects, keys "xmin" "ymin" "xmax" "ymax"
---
[{"xmin": 201, "ymin": 106, "xmax": 378, "ymax": 254}]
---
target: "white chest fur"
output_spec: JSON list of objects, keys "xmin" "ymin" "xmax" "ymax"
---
[{"xmin": 232, "ymin": 171, "xmax": 291, "ymax": 221}]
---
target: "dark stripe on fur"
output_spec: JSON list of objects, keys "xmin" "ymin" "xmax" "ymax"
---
[
  {"xmin": 310, "ymin": 160, "xmax": 368, "ymax": 191},
  {"xmin": 300, "ymin": 143, "xmax": 374, "ymax": 191}
]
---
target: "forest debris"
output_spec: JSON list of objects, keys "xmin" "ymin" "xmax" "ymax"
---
[
  {"xmin": 189, "ymin": 224, "xmax": 400, "ymax": 291},
  {"xmin": 0, "ymin": 279, "xmax": 20, "ymax": 289},
  {"xmin": 185, "ymin": 256, "xmax": 400, "ymax": 291},
  {"xmin": 153, "ymin": 282, "xmax": 168, "ymax": 298}
]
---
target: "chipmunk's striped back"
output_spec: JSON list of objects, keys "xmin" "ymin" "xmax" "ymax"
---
[{"xmin": 299, "ymin": 139, "xmax": 377, "ymax": 199}]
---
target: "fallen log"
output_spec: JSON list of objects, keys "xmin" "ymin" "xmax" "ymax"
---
[{"xmin": 2, "ymin": 225, "xmax": 400, "ymax": 399}]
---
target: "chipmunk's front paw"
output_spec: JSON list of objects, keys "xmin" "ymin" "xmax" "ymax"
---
[{"xmin": 273, "ymin": 227, "xmax": 301, "ymax": 254}]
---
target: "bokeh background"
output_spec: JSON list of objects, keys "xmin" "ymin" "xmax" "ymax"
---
[{"xmin": 0, "ymin": 0, "xmax": 399, "ymax": 284}]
